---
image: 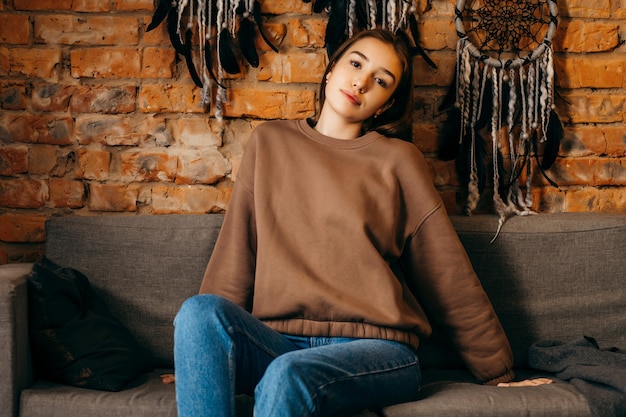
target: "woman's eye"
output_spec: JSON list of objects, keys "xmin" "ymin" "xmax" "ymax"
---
[
  {"xmin": 375, "ymin": 78, "xmax": 388, "ymax": 88},
  {"xmin": 350, "ymin": 60, "xmax": 361, "ymax": 68}
]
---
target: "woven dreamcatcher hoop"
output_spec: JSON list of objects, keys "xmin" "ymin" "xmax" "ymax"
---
[{"xmin": 439, "ymin": 0, "xmax": 562, "ymax": 237}]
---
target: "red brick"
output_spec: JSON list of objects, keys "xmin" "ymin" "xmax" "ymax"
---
[
  {"xmin": 0, "ymin": 178, "xmax": 48, "ymax": 208},
  {"xmin": 418, "ymin": 19, "xmax": 456, "ymax": 51},
  {"xmin": 558, "ymin": 92, "xmax": 626, "ymax": 124},
  {"xmin": 31, "ymin": 84, "xmax": 74, "ymax": 112},
  {"xmin": 0, "ymin": 114, "xmax": 73, "ymax": 145},
  {"xmin": 10, "ymin": 48, "xmax": 62, "ymax": 78},
  {"xmin": 289, "ymin": 18, "xmax": 326, "ymax": 48},
  {"xmin": 70, "ymin": 48, "xmax": 142, "ymax": 78},
  {"xmin": 0, "ymin": 243, "xmax": 45, "ymax": 265},
  {"xmin": 75, "ymin": 148, "xmax": 110, "ymax": 181},
  {"xmin": 564, "ymin": 126, "xmax": 626, "ymax": 157},
  {"xmin": 151, "ymin": 184, "xmax": 230, "ymax": 214},
  {"xmin": 546, "ymin": 157, "xmax": 626, "ymax": 187},
  {"xmin": 71, "ymin": 0, "xmax": 111, "ymax": 12},
  {"xmin": 48, "ymin": 178, "xmax": 85, "ymax": 208},
  {"xmin": 141, "ymin": 47, "xmax": 176, "ymax": 78},
  {"xmin": 171, "ymin": 118, "xmax": 223, "ymax": 148},
  {"xmin": 0, "ymin": 214, "xmax": 46, "ymax": 243},
  {"xmin": 223, "ymin": 88, "xmax": 315, "ymax": 119},
  {"xmin": 1, "ymin": 82, "xmax": 27, "ymax": 110},
  {"xmin": 34, "ymin": 16, "xmax": 138, "ymax": 45},
  {"xmin": 561, "ymin": 0, "xmax": 611, "ymax": 18},
  {"xmin": 175, "ymin": 149, "xmax": 229, "ymax": 185},
  {"xmin": 414, "ymin": 53, "xmax": 454, "ymax": 87},
  {"xmin": 70, "ymin": 85, "xmax": 136, "ymax": 114},
  {"xmin": 0, "ymin": 14, "xmax": 31, "ymax": 45},
  {"xmin": 615, "ymin": 0, "xmax": 626, "ymax": 18},
  {"xmin": 0, "ymin": 145, "xmax": 28, "ymax": 175},
  {"xmin": 88, "ymin": 183, "xmax": 139, "ymax": 212},
  {"xmin": 138, "ymin": 84, "xmax": 205, "ymax": 113},
  {"xmin": 555, "ymin": 56, "xmax": 624, "ymax": 89},
  {"xmin": 114, "ymin": 0, "xmax": 154, "ymax": 11},
  {"xmin": 28, "ymin": 145, "xmax": 60, "ymax": 176},
  {"xmin": 412, "ymin": 123, "xmax": 439, "ymax": 154},
  {"xmin": 563, "ymin": 186, "xmax": 626, "ymax": 212},
  {"xmin": 262, "ymin": 0, "xmax": 311, "ymax": 14},
  {"xmin": 13, "ymin": 0, "xmax": 73, "ymax": 10},
  {"xmin": 75, "ymin": 114, "xmax": 167, "ymax": 146},
  {"xmin": 257, "ymin": 50, "xmax": 326, "ymax": 83},
  {"xmin": 555, "ymin": 20, "xmax": 619, "ymax": 53},
  {"xmin": 0, "ymin": 47, "xmax": 9, "ymax": 76},
  {"xmin": 120, "ymin": 150, "xmax": 178, "ymax": 182},
  {"xmin": 142, "ymin": 18, "xmax": 171, "ymax": 46}
]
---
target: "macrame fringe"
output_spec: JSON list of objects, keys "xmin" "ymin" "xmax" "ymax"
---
[{"xmin": 447, "ymin": 37, "xmax": 562, "ymax": 241}]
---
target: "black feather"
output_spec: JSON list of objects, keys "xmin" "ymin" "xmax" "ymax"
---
[
  {"xmin": 252, "ymin": 1, "xmax": 278, "ymax": 52},
  {"xmin": 167, "ymin": 10, "xmax": 186, "ymax": 55},
  {"xmin": 218, "ymin": 28, "xmax": 241, "ymax": 74},
  {"xmin": 541, "ymin": 109, "xmax": 563, "ymax": 169},
  {"xmin": 531, "ymin": 130, "xmax": 559, "ymax": 187},
  {"xmin": 437, "ymin": 107, "xmax": 461, "ymax": 160},
  {"xmin": 313, "ymin": 0, "xmax": 331, "ymax": 13},
  {"xmin": 203, "ymin": 40, "xmax": 226, "ymax": 89},
  {"xmin": 355, "ymin": 0, "xmax": 369, "ymax": 29},
  {"xmin": 438, "ymin": 75, "xmax": 457, "ymax": 113},
  {"xmin": 408, "ymin": 14, "xmax": 437, "ymax": 69},
  {"xmin": 325, "ymin": 0, "xmax": 347, "ymax": 57},
  {"xmin": 146, "ymin": 0, "xmax": 171, "ymax": 32},
  {"xmin": 183, "ymin": 29, "xmax": 203, "ymax": 88},
  {"xmin": 238, "ymin": 18, "xmax": 259, "ymax": 67}
]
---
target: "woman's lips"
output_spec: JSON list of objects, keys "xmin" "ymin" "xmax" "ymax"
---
[{"xmin": 341, "ymin": 90, "xmax": 361, "ymax": 106}]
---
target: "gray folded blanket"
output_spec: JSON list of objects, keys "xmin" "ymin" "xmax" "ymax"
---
[{"xmin": 528, "ymin": 336, "xmax": 626, "ymax": 417}]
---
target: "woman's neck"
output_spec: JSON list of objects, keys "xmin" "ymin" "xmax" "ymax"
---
[{"xmin": 314, "ymin": 109, "xmax": 363, "ymax": 140}]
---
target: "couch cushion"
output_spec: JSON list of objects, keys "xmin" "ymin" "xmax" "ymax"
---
[
  {"xmin": 419, "ymin": 213, "xmax": 626, "ymax": 369},
  {"xmin": 44, "ymin": 214, "xmax": 224, "ymax": 368},
  {"xmin": 381, "ymin": 369, "xmax": 592, "ymax": 417}
]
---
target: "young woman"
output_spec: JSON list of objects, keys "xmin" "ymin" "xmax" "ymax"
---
[{"xmin": 173, "ymin": 29, "xmax": 546, "ymax": 417}]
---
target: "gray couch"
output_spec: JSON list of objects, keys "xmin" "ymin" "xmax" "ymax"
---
[{"xmin": 1, "ymin": 213, "xmax": 625, "ymax": 417}]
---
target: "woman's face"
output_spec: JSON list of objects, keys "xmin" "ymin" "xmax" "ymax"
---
[{"xmin": 323, "ymin": 37, "xmax": 403, "ymax": 125}]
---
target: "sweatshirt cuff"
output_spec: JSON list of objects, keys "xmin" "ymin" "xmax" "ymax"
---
[{"xmin": 481, "ymin": 369, "xmax": 515, "ymax": 386}]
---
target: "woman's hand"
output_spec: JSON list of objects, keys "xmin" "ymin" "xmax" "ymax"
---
[
  {"xmin": 160, "ymin": 374, "xmax": 176, "ymax": 384},
  {"xmin": 498, "ymin": 378, "xmax": 553, "ymax": 387}
]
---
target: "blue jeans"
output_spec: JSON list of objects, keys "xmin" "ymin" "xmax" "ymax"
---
[{"xmin": 174, "ymin": 294, "xmax": 421, "ymax": 417}]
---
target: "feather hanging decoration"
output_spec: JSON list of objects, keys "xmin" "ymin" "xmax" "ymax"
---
[
  {"xmin": 146, "ymin": 0, "xmax": 279, "ymax": 115},
  {"xmin": 147, "ymin": 0, "xmax": 435, "ymax": 116},
  {"xmin": 440, "ymin": 0, "xmax": 562, "ymax": 235}
]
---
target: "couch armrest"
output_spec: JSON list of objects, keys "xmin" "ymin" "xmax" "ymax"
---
[{"xmin": 0, "ymin": 263, "xmax": 34, "ymax": 417}]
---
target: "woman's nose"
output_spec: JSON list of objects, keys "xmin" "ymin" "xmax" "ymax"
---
[{"xmin": 353, "ymin": 77, "xmax": 367, "ymax": 93}]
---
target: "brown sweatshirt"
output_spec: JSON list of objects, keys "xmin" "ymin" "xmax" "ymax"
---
[{"xmin": 200, "ymin": 119, "xmax": 514, "ymax": 385}]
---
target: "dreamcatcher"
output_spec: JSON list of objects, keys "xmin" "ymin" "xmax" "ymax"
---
[
  {"xmin": 145, "ymin": 0, "xmax": 436, "ymax": 121},
  {"xmin": 438, "ymin": 0, "xmax": 562, "ymax": 237}
]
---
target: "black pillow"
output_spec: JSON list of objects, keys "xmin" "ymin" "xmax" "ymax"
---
[{"xmin": 27, "ymin": 257, "xmax": 152, "ymax": 391}]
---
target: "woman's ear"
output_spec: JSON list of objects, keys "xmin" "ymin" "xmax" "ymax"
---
[{"xmin": 376, "ymin": 99, "xmax": 395, "ymax": 116}]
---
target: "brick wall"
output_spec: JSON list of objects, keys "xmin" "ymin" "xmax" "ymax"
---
[{"xmin": 1, "ymin": 0, "xmax": 625, "ymax": 264}]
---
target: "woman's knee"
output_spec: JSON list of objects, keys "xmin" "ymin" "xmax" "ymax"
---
[{"xmin": 175, "ymin": 294, "xmax": 234, "ymax": 330}]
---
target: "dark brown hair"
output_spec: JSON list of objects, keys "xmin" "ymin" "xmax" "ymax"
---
[{"xmin": 318, "ymin": 29, "xmax": 414, "ymax": 142}]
